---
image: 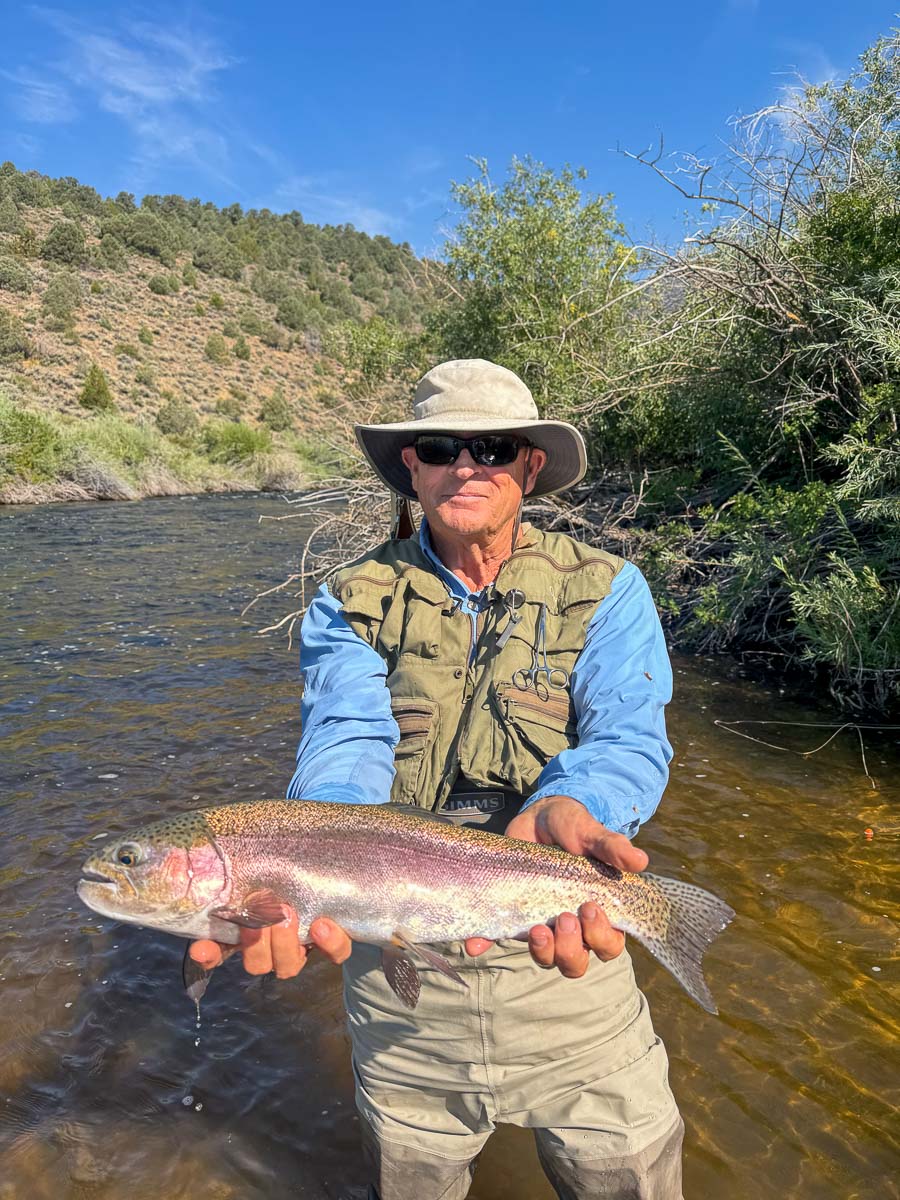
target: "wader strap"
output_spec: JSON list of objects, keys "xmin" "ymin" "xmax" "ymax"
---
[{"xmin": 390, "ymin": 493, "xmax": 416, "ymax": 541}]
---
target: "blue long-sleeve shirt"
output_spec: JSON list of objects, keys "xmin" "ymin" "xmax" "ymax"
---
[{"xmin": 287, "ymin": 526, "xmax": 673, "ymax": 837}]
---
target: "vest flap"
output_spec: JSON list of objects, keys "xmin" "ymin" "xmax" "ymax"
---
[
  {"xmin": 559, "ymin": 562, "xmax": 619, "ymax": 611},
  {"xmin": 400, "ymin": 568, "xmax": 449, "ymax": 606},
  {"xmin": 338, "ymin": 578, "xmax": 395, "ymax": 622}
]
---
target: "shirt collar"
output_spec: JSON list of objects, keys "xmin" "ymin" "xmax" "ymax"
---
[{"xmin": 418, "ymin": 520, "xmax": 478, "ymax": 603}]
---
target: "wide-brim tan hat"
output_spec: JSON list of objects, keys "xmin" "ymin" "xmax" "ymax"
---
[{"xmin": 355, "ymin": 359, "xmax": 587, "ymax": 500}]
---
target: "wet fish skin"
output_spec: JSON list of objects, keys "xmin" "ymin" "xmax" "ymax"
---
[{"xmin": 77, "ymin": 799, "xmax": 735, "ymax": 1013}]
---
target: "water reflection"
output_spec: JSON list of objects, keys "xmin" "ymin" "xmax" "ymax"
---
[{"xmin": 0, "ymin": 495, "xmax": 897, "ymax": 1199}]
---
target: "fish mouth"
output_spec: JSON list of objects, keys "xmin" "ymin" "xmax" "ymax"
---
[{"xmin": 80, "ymin": 868, "xmax": 116, "ymax": 885}]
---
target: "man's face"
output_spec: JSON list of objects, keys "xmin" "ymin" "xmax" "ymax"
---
[{"xmin": 400, "ymin": 434, "xmax": 547, "ymax": 542}]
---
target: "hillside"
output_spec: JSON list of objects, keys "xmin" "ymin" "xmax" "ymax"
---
[{"xmin": 0, "ymin": 163, "xmax": 435, "ymax": 502}]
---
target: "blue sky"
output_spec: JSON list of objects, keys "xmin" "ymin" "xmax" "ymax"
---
[{"xmin": 1, "ymin": 2, "xmax": 895, "ymax": 255}]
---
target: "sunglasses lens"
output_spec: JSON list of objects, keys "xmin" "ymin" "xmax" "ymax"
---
[
  {"xmin": 470, "ymin": 437, "xmax": 520, "ymax": 466},
  {"xmin": 413, "ymin": 435, "xmax": 524, "ymax": 466},
  {"xmin": 414, "ymin": 435, "xmax": 460, "ymax": 464}
]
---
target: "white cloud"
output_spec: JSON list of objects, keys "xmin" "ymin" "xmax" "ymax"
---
[
  {"xmin": 270, "ymin": 174, "xmax": 400, "ymax": 235},
  {"xmin": 1, "ymin": 67, "xmax": 76, "ymax": 123}
]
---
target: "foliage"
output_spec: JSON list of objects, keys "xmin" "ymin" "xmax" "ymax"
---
[
  {"xmin": 215, "ymin": 394, "xmax": 243, "ymax": 420},
  {"xmin": 95, "ymin": 234, "xmax": 127, "ymax": 271},
  {"xmin": 78, "ymin": 363, "xmax": 115, "ymax": 411},
  {"xmin": 259, "ymin": 385, "xmax": 294, "ymax": 431},
  {"xmin": 42, "ymin": 270, "xmax": 82, "ymax": 323},
  {"xmin": 0, "ymin": 195, "xmax": 23, "ymax": 234},
  {"xmin": 40, "ymin": 220, "xmax": 86, "ymax": 265},
  {"xmin": 233, "ymin": 334, "xmax": 251, "ymax": 360},
  {"xmin": 205, "ymin": 332, "xmax": 229, "ymax": 363},
  {"xmin": 0, "ymin": 255, "xmax": 31, "ymax": 293},
  {"xmin": 148, "ymin": 273, "xmax": 180, "ymax": 295},
  {"xmin": 0, "ymin": 397, "xmax": 62, "ymax": 481},
  {"xmin": 209, "ymin": 292, "xmax": 224, "ymax": 309},
  {"xmin": 193, "ymin": 236, "xmax": 242, "ymax": 280},
  {"xmin": 432, "ymin": 156, "xmax": 633, "ymax": 417},
  {"xmin": 155, "ymin": 395, "xmax": 199, "ymax": 439},
  {"xmin": 202, "ymin": 420, "xmax": 272, "ymax": 462},
  {"xmin": 138, "ymin": 325, "xmax": 154, "ymax": 346}
]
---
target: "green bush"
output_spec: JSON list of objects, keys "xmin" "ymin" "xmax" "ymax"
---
[
  {"xmin": 258, "ymin": 321, "xmax": 285, "ymax": 349},
  {"xmin": 155, "ymin": 396, "xmax": 199, "ymax": 438},
  {"xmin": 0, "ymin": 255, "xmax": 31, "ymax": 293},
  {"xmin": 215, "ymin": 394, "xmax": 243, "ymax": 420},
  {"xmin": 135, "ymin": 363, "xmax": 155, "ymax": 388},
  {"xmin": 233, "ymin": 334, "xmax": 251, "ymax": 360},
  {"xmin": 42, "ymin": 271, "xmax": 83, "ymax": 323},
  {"xmin": 148, "ymin": 273, "xmax": 179, "ymax": 295},
  {"xmin": 222, "ymin": 319, "xmax": 239, "ymax": 337},
  {"xmin": 122, "ymin": 211, "xmax": 176, "ymax": 264},
  {"xmin": 95, "ymin": 233, "xmax": 127, "ymax": 271},
  {"xmin": 259, "ymin": 386, "xmax": 294, "ymax": 431},
  {"xmin": 193, "ymin": 236, "xmax": 242, "ymax": 280},
  {"xmin": 0, "ymin": 398, "xmax": 63, "ymax": 482},
  {"xmin": 239, "ymin": 308, "xmax": 264, "ymax": 336},
  {"xmin": 205, "ymin": 333, "xmax": 229, "ymax": 363},
  {"xmin": 0, "ymin": 310, "xmax": 31, "ymax": 360},
  {"xmin": 79, "ymin": 363, "xmax": 115, "ymax": 411},
  {"xmin": 138, "ymin": 325, "xmax": 154, "ymax": 346},
  {"xmin": 89, "ymin": 279, "xmax": 103, "ymax": 295},
  {"xmin": 114, "ymin": 342, "xmax": 141, "ymax": 359},
  {"xmin": 40, "ymin": 220, "xmax": 86, "ymax": 265},
  {"xmin": 182, "ymin": 262, "xmax": 198, "ymax": 287},
  {"xmin": 202, "ymin": 421, "xmax": 271, "ymax": 462},
  {"xmin": 209, "ymin": 292, "xmax": 224, "ymax": 309},
  {"xmin": 194, "ymin": 302, "xmax": 206, "ymax": 316},
  {"xmin": 0, "ymin": 195, "xmax": 23, "ymax": 234}
]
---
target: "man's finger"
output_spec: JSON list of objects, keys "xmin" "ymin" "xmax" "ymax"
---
[
  {"xmin": 189, "ymin": 939, "xmax": 225, "ymax": 969},
  {"xmin": 553, "ymin": 912, "xmax": 590, "ymax": 979},
  {"xmin": 270, "ymin": 907, "xmax": 306, "ymax": 979},
  {"xmin": 579, "ymin": 902, "xmax": 625, "ymax": 962},
  {"xmin": 527, "ymin": 925, "xmax": 555, "ymax": 969},
  {"xmin": 309, "ymin": 917, "xmax": 353, "ymax": 964},
  {"xmin": 586, "ymin": 830, "xmax": 649, "ymax": 873},
  {"xmin": 464, "ymin": 937, "xmax": 494, "ymax": 957},
  {"xmin": 240, "ymin": 927, "xmax": 273, "ymax": 975}
]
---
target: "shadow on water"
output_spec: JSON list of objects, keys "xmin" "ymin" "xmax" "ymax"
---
[{"xmin": 0, "ymin": 495, "xmax": 897, "ymax": 1199}]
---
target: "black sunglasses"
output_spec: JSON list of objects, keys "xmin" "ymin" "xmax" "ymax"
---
[{"xmin": 413, "ymin": 434, "xmax": 529, "ymax": 467}]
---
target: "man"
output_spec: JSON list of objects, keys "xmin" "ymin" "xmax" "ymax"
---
[{"xmin": 191, "ymin": 359, "xmax": 682, "ymax": 1199}]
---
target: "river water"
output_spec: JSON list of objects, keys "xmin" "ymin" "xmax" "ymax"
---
[{"xmin": 0, "ymin": 494, "xmax": 897, "ymax": 1200}]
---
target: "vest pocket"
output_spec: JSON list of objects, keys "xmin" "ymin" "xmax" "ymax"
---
[
  {"xmin": 390, "ymin": 698, "xmax": 440, "ymax": 804},
  {"xmin": 498, "ymin": 683, "xmax": 576, "ymax": 765}
]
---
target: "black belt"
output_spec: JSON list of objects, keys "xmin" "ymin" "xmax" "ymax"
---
[{"xmin": 438, "ymin": 776, "xmax": 522, "ymax": 826}]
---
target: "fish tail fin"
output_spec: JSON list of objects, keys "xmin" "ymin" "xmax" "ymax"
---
[{"xmin": 634, "ymin": 875, "xmax": 735, "ymax": 1015}]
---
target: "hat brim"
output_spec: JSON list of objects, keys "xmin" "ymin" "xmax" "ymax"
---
[{"xmin": 355, "ymin": 416, "xmax": 587, "ymax": 500}]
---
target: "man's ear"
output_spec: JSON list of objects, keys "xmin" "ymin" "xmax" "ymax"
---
[
  {"xmin": 524, "ymin": 448, "xmax": 547, "ymax": 495},
  {"xmin": 400, "ymin": 444, "xmax": 419, "ymax": 489}
]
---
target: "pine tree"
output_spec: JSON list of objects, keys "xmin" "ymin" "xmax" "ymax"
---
[{"xmin": 79, "ymin": 363, "xmax": 115, "ymax": 411}]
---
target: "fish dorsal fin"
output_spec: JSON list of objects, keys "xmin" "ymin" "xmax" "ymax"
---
[
  {"xmin": 387, "ymin": 804, "xmax": 456, "ymax": 824},
  {"xmin": 211, "ymin": 888, "xmax": 289, "ymax": 928}
]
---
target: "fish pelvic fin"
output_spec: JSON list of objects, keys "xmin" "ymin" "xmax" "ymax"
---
[
  {"xmin": 183, "ymin": 946, "xmax": 211, "ymax": 1007},
  {"xmin": 382, "ymin": 946, "xmax": 421, "ymax": 1009},
  {"xmin": 635, "ymin": 875, "xmax": 735, "ymax": 1015}
]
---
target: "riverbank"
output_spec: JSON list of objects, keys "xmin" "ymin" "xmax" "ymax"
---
[{"xmin": 0, "ymin": 395, "xmax": 329, "ymax": 504}]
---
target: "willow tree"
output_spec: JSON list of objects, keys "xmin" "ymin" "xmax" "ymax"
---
[{"xmin": 432, "ymin": 157, "xmax": 635, "ymax": 421}]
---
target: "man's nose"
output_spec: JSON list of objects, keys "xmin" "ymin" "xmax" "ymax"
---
[{"xmin": 451, "ymin": 449, "xmax": 478, "ymax": 474}]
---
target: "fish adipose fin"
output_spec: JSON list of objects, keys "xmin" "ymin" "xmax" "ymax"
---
[
  {"xmin": 636, "ymin": 875, "xmax": 736, "ymax": 1014},
  {"xmin": 392, "ymin": 930, "xmax": 469, "ymax": 990},
  {"xmin": 212, "ymin": 888, "xmax": 290, "ymax": 929},
  {"xmin": 382, "ymin": 945, "xmax": 421, "ymax": 1009}
]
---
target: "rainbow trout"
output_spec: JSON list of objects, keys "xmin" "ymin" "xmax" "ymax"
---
[{"xmin": 77, "ymin": 799, "xmax": 734, "ymax": 1013}]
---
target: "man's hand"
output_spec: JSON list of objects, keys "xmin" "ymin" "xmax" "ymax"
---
[
  {"xmin": 189, "ymin": 904, "xmax": 352, "ymax": 980},
  {"xmin": 464, "ymin": 795, "xmax": 648, "ymax": 977}
]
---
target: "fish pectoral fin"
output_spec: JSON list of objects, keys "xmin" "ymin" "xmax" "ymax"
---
[
  {"xmin": 381, "ymin": 945, "xmax": 421, "ymax": 1009},
  {"xmin": 392, "ymin": 930, "xmax": 468, "ymax": 991},
  {"xmin": 212, "ymin": 888, "xmax": 290, "ymax": 929}
]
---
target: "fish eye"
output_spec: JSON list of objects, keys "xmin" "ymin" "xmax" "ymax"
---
[{"xmin": 116, "ymin": 843, "xmax": 142, "ymax": 868}]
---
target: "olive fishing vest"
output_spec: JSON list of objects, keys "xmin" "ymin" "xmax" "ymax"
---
[{"xmin": 331, "ymin": 526, "xmax": 624, "ymax": 811}]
